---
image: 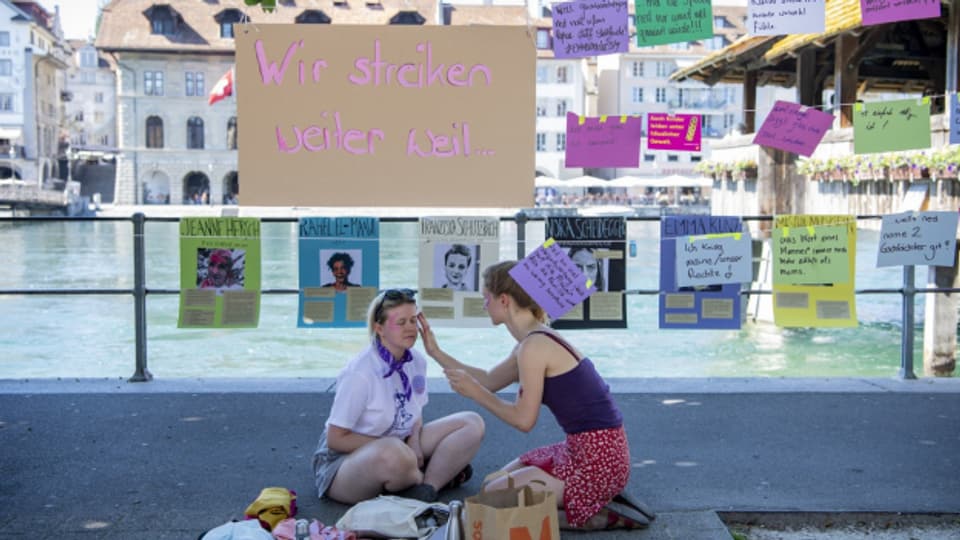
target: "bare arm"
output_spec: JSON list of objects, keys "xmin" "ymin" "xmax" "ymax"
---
[
  {"xmin": 326, "ymin": 424, "xmax": 380, "ymax": 454},
  {"xmin": 418, "ymin": 312, "xmax": 518, "ymax": 392}
]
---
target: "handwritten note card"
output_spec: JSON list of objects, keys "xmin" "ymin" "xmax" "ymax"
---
[
  {"xmin": 877, "ymin": 211, "xmax": 959, "ymax": 268},
  {"xmin": 773, "ymin": 224, "xmax": 850, "ymax": 285},
  {"xmin": 753, "ymin": 101, "xmax": 834, "ymax": 157},
  {"xmin": 509, "ymin": 239, "xmax": 597, "ymax": 319},
  {"xmin": 565, "ymin": 112, "xmax": 642, "ymax": 167},
  {"xmin": 853, "ymin": 98, "xmax": 931, "ymax": 154},
  {"xmin": 675, "ymin": 232, "xmax": 753, "ymax": 288},
  {"xmin": 553, "ymin": 0, "xmax": 629, "ymax": 59},
  {"xmin": 749, "ymin": 0, "xmax": 824, "ymax": 35},
  {"xmin": 647, "ymin": 113, "xmax": 701, "ymax": 152},
  {"xmin": 634, "ymin": 0, "xmax": 712, "ymax": 47},
  {"xmin": 860, "ymin": 0, "xmax": 940, "ymax": 26},
  {"xmin": 951, "ymin": 93, "xmax": 960, "ymax": 145}
]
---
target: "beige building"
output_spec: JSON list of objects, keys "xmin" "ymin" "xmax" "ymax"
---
[{"xmin": 64, "ymin": 39, "xmax": 116, "ymax": 150}]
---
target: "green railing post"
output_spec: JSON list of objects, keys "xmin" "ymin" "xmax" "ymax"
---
[
  {"xmin": 129, "ymin": 212, "xmax": 152, "ymax": 382},
  {"xmin": 899, "ymin": 265, "xmax": 916, "ymax": 380}
]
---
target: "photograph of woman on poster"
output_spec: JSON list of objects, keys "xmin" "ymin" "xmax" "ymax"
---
[
  {"xmin": 434, "ymin": 243, "xmax": 478, "ymax": 291},
  {"xmin": 321, "ymin": 251, "xmax": 362, "ymax": 292},
  {"xmin": 196, "ymin": 247, "xmax": 245, "ymax": 292},
  {"xmin": 567, "ymin": 246, "xmax": 606, "ymax": 292}
]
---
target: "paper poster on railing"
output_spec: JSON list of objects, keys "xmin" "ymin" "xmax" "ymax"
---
[
  {"xmin": 675, "ymin": 231, "xmax": 753, "ymax": 288},
  {"xmin": 298, "ymin": 217, "xmax": 380, "ymax": 328},
  {"xmin": 565, "ymin": 113, "xmax": 642, "ymax": 167},
  {"xmin": 552, "ymin": 0, "xmax": 629, "ymax": 59},
  {"xmin": 772, "ymin": 215, "xmax": 857, "ymax": 328},
  {"xmin": 659, "ymin": 216, "xmax": 743, "ymax": 330},
  {"xmin": 950, "ymin": 93, "xmax": 960, "ymax": 145},
  {"xmin": 547, "ymin": 216, "xmax": 627, "ymax": 329},
  {"xmin": 753, "ymin": 101, "xmax": 834, "ymax": 157},
  {"xmin": 509, "ymin": 238, "xmax": 597, "ymax": 320},
  {"xmin": 178, "ymin": 218, "xmax": 261, "ymax": 328},
  {"xmin": 860, "ymin": 0, "xmax": 940, "ymax": 26},
  {"xmin": 877, "ymin": 211, "xmax": 959, "ymax": 268},
  {"xmin": 418, "ymin": 216, "xmax": 499, "ymax": 327},
  {"xmin": 853, "ymin": 98, "xmax": 931, "ymax": 154},
  {"xmin": 772, "ymin": 224, "xmax": 850, "ymax": 285}
]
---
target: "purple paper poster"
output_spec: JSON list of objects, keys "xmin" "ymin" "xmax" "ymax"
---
[
  {"xmin": 552, "ymin": 0, "xmax": 629, "ymax": 59},
  {"xmin": 647, "ymin": 114, "xmax": 701, "ymax": 152},
  {"xmin": 951, "ymin": 93, "xmax": 960, "ymax": 145},
  {"xmin": 753, "ymin": 100, "xmax": 834, "ymax": 157},
  {"xmin": 860, "ymin": 0, "xmax": 939, "ymax": 26},
  {"xmin": 565, "ymin": 112, "xmax": 642, "ymax": 168},
  {"xmin": 508, "ymin": 239, "xmax": 596, "ymax": 320}
]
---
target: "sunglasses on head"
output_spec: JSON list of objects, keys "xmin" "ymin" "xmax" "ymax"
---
[{"xmin": 375, "ymin": 288, "xmax": 417, "ymax": 321}]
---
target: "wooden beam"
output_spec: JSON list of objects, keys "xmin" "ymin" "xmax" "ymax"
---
[
  {"xmin": 796, "ymin": 49, "xmax": 817, "ymax": 106},
  {"xmin": 743, "ymin": 71, "xmax": 757, "ymax": 134},
  {"xmin": 834, "ymin": 33, "xmax": 859, "ymax": 128}
]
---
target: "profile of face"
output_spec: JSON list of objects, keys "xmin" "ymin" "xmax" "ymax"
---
[{"xmin": 569, "ymin": 248, "xmax": 600, "ymax": 286}]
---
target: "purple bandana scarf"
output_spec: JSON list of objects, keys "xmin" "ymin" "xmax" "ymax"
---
[{"xmin": 375, "ymin": 338, "xmax": 413, "ymax": 401}]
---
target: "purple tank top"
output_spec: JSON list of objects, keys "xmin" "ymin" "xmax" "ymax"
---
[{"xmin": 529, "ymin": 331, "xmax": 623, "ymax": 434}]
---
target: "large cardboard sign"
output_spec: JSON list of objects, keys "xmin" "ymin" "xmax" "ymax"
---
[{"xmin": 236, "ymin": 25, "xmax": 535, "ymax": 207}]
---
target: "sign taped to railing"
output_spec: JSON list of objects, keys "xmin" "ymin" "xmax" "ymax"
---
[{"xmin": 877, "ymin": 211, "xmax": 959, "ymax": 268}]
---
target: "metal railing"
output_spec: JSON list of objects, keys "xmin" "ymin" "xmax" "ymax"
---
[{"xmin": 0, "ymin": 212, "xmax": 952, "ymax": 382}]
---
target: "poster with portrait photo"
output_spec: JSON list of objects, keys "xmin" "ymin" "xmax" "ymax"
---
[
  {"xmin": 418, "ymin": 216, "xmax": 499, "ymax": 327},
  {"xmin": 298, "ymin": 217, "xmax": 380, "ymax": 328},
  {"xmin": 178, "ymin": 217, "xmax": 261, "ymax": 329},
  {"xmin": 546, "ymin": 216, "xmax": 627, "ymax": 329}
]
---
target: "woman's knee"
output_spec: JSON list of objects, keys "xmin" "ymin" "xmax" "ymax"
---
[
  {"xmin": 459, "ymin": 411, "xmax": 485, "ymax": 441},
  {"xmin": 371, "ymin": 438, "xmax": 419, "ymax": 478}
]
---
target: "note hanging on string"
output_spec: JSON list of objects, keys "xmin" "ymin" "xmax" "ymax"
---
[
  {"xmin": 748, "ymin": 0, "xmax": 825, "ymax": 35},
  {"xmin": 877, "ymin": 211, "xmax": 960, "ymax": 268},
  {"xmin": 853, "ymin": 98, "xmax": 931, "ymax": 154},
  {"xmin": 565, "ymin": 112, "xmax": 642, "ymax": 167},
  {"xmin": 508, "ymin": 238, "xmax": 597, "ymax": 320},
  {"xmin": 552, "ymin": 0, "xmax": 629, "ymax": 59},
  {"xmin": 772, "ymin": 224, "xmax": 850, "ymax": 285},
  {"xmin": 753, "ymin": 101, "xmax": 834, "ymax": 157},
  {"xmin": 634, "ymin": 0, "xmax": 712, "ymax": 46},
  {"xmin": 647, "ymin": 113, "xmax": 701, "ymax": 152},
  {"xmin": 675, "ymin": 232, "xmax": 753, "ymax": 288},
  {"xmin": 950, "ymin": 93, "xmax": 960, "ymax": 145},
  {"xmin": 860, "ymin": 0, "xmax": 940, "ymax": 26}
]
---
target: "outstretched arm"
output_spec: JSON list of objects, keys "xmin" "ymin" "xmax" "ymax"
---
[{"xmin": 417, "ymin": 312, "xmax": 518, "ymax": 392}]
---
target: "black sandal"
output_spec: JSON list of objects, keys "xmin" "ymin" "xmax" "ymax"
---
[{"xmin": 441, "ymin": 463, "xmax": 473, "ymax": 490}]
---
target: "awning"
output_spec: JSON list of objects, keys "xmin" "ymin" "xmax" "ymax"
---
[{"xmin": 0, "ymin": 127, "xmax": 22, "ymax": 140}]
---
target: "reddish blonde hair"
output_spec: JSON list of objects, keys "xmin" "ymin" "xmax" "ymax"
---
[{"xmin": 482, "ymin": 261, "xmax": 546, "ymax": 323}]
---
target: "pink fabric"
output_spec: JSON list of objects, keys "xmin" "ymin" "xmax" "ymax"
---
[{"xmin": 271, "ymin": 519, "xmax": 357, "ymax": 540}]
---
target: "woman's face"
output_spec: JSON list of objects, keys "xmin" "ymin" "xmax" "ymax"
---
[
  {"xmin": 375, "ymin": 302, "xmax": 419, "ymax": 353},
  {"xmin": 331, "ymin": 260, "xmax": 349, "ymax": 284},
  {"xmin": 445, "ymin": 253, "xmax": 470, "ymax": 287},
  {"xmin": 570, "ymin": 250, "xmax": 599, "ymax": 284}
]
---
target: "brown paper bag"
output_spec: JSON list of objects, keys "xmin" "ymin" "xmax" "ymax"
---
[{"xmin": 464, "ymin": 473, "xmax": 560, "ymax": 540}]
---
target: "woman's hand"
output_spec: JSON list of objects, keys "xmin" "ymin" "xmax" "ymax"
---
[
  {"xmin": 444, "ymin": 368, "xmax": 483, "ymax": 400},
  {"xmin": 416, "ymin": 313, "xmax": 442, "ymax": 358}
]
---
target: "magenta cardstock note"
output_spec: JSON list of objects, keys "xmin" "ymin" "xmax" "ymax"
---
[
  {"xmin": 753, "ymin": 101, "xmax": 834, "ymax": 157},
  {"xmin": 508, "ymin": 240, "xmax": 596, "ymax": 320},
  {"xmin": 646, "ymin": 114, "xmax": 701, "ymax": 152},
  {"xmin": 565, "ymin": 112, "xmax": 642, "ymax": 168},
  {"xmin": 860, "ymin": 0, "xmax": 940, "ymax": 26},
  {"xmin": 951, "ymin": 93, "xmax": 960, "ymax": 145},
  {"xmin": 552, "ymin": 0, "xmax": 629, "ymax": 59}
]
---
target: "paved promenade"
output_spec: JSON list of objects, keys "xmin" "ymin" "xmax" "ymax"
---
[{"xmin": 1, "ymin": 377, "xmax": 959, "ymax": 539}]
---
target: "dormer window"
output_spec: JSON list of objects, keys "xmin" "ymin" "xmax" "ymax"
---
[
  {"xmin": 145, "ymin": 5, "xmax": 178, "ymax": 36},
  {"xmin": 365, "ymin": 1, "xmax": 384, "ymax": 10},
  {"xmin": 390, "ymin": 11, "xmax": 425, "ymax": 25},
  {"xmin": 295, "ymin": 10, "xmax": 331, "ymax": 24},
  {"xmin": 334, "ymin": 1, "xmax": 349, "ymax": 8},
  {"xmin": 215, "ymin": 9, "xmax": 245, "ymax": 38}
]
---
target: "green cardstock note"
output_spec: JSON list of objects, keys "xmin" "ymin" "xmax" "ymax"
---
[
  {"xmin": 634, "ymin": 0, "xmax": 713, "ymax": 46},
  {"xmin": 772, "ymin": 224, "xmax": 850, "ymax": 286},
  {"xmin": 853, "ymin": 98, "xmax": 931, "ymax": 154}
]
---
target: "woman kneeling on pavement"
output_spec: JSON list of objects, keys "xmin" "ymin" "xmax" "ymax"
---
[
  {"xmin": 313, "ymin": 288, "xmax": 484, "ymax": 504},
  {"xmin": 418, "ymin": 261, "xmax": 644, "ymax": 529}
]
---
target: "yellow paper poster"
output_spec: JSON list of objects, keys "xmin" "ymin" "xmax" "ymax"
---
[{"xmin": 772, "ymin": 215, "xmax": 857, "ymax": 328}]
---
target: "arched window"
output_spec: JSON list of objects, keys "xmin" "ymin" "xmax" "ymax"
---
[
  {"xmin": 146, "ymin": 116, "xmax": 164, "ymax": 148},
  {"xmin": 296, "ymin": 10, "xmax": 331, "ymax": 24},
  {"xmin": 187, "ymin": 117, "xmax": 204, "ymax": 149},
  {"xmin": 389, "ymin": 11, "xmax": 425, "ymax": 24},
  {"xmin": 216, "ymin": 9, "xmax": 244, "ymax": 38},
  {"xmin": 227, "ymin": 117, "xmax": 237, "ymax": 150}
]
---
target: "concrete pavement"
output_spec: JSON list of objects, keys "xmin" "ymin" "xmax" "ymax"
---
[{"xmin": 1, "ymin": 377, "xmax": 959, "ymax": 539}]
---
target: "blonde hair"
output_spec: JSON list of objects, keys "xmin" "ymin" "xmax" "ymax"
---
[
  {"xmin": 482, "ymin": 261, "xmax": 546, "ymax": 323},
  {"xmin": 366, "ymin": 289, "xmax": 418, "ymax": 340}
]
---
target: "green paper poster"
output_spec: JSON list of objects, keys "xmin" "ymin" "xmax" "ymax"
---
[
  {"xmin": 178, "ymin": 218, "xmax": 262, "ymax": 328},
  {"xmin": 634, "ymin": 0, "xmax": 712, "ymax": 47},
  {"xmin": 772, "ymin": 224, "xmax": 850, "ymax": 285},
  {"xmin": 853, "ymin": 98, "xmax": 931, "ymax": 154}
]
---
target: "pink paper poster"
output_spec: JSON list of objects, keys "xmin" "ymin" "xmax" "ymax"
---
[
  {"xmin": 565, "ymin": 112, "xmax": 642, "ymax": 168},
  {"xmin": 753, "ymin": 100, "xmax": 834, "ymax": 157},
  {"xmin": 860, "ymin": 0, "xmax": 940, "ymax": 26},
  {"xmin": 646, "ymin": 114, "xmax": 701, "ymax": 152}
]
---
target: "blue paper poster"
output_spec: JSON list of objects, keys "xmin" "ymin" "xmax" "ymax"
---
[
  {"xmin": 298, "ymin": 217, "xmax": 380, "ymax": 328},
  {"xmin": 659, "ymin": 216, "xmax": 744, "ymax": 329}
]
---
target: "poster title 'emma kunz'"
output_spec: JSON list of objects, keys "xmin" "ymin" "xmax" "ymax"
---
[{"xmin": 255, "ymin": 39, "xmax": 492, "ymax": 88}]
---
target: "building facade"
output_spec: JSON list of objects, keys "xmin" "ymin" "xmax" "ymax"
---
[{"xmin": 64, "ymin": 39, "xmax": 116, "ymax": 150}]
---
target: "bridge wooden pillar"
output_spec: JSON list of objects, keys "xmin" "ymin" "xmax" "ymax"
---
[
  {"xmin": 833, "ymin": 34, "xmax": 859, "ymax": 128},
  {"xmin": 742, "ymin": 71, "xmax": 757, "ymax": 134}
]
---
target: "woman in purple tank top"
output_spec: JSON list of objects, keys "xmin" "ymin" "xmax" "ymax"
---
[{"xmin": 417, "ymin": 261, "xmax": 647, "ymax": 530}]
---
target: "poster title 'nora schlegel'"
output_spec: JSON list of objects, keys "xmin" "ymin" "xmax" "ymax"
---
[{"xmin": 256, "ymin": 39, "xmax": 495, "ymax": 158}]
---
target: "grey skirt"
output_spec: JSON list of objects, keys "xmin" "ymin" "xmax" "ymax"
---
[{"xmin": 312, "ymin": 429, "xmax": 347, "ymax": 498}]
